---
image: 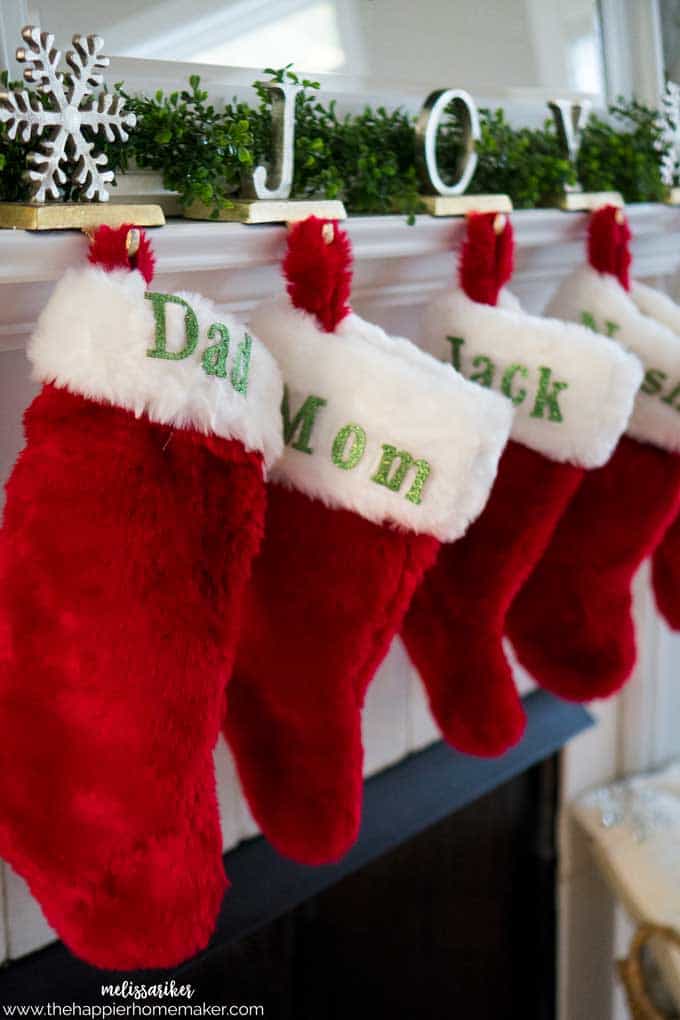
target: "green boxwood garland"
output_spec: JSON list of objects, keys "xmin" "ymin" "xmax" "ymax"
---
[
  {"xmin": 0, "ymin": 66, "xmax": 674, "ymax": 215},
  {"xmin": 579, "ymin": 100, "xmax": 669, "ymax": 203}
]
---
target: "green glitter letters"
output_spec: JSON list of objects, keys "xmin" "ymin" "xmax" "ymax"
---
[
  {"xmin": 641, "ymin": 368, "xmax": 667, "ymax": 395},
  {"xmin": 580, "ymin": 310, "xmax": 620, "ymax": 338},
  {"xmin": 146, "ymin": 292, "xmax": 199, "ymax": 361},
  {"xmin": 371, "ymin": 445, "xmax": 432, "ymax": 505},
  {"xmin": 530, "ymin": 367, "xmax": 568, "ymax": 422},
  {"xmin": 280, "ymin": 389, "xmax": 433, "ymax": 506},
  {"xmin": 501, "ymin": 364, "xmax": 529, "ymax": 406},
  {"xmin": 145, "ymin": 293, "xmax": 256, "ymax": 396},
  {"xmin": 231, "ymin": 333, "xmax": 252, "ymax": 395},
  {"xmin": 202, "ymin": 322, "xmax": 230, "ymax": 377},
  {"xmin": 332, "ymin": 424, "xmax": 367, "ymax": 469},
  {"xmin": 445, "ymin": 335, "xmax": 568, "ymax": 422},
  {"xmin": 583, "ymin": 312, "xmax": 680, "ymax": 412},
  {"xmin": 281, "ymin": 387, "xmax": 328, "ymax": 454}
]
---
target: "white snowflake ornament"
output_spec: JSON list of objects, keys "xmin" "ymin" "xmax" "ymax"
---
[
  {"xmin": 656, "ymin": 79, "xmax": 680, "ymax": 188},
  {"xmin": 0, "ymin": 26, "xmax": 136, "ymax": 202}
]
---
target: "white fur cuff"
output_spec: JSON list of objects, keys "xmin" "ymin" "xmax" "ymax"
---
[
  {"xmin": 631, "ymin": 280, "xmax": 680, "ymax": 336},
  {"xmin": 546, "ymin": 266, "xmax": 680, "ymax": 454},
  {"xmin": 29, "ymin": 266, "xmax": 284, "ymax": 468},
  {"xmin": 418, "ymin": 288, "xmax": 641, "ymax": 468},
  {"xmin": 248, "ymin": 297, "xmax": 513, "ymax": 542}
]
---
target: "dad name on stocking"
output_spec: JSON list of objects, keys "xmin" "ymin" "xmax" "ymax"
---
[{"xmin": 0, "ymin": 225, "xmax": 282, "ymax": 969}]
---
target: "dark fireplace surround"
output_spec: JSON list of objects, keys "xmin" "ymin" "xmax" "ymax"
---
[{"xmin": 0, "ymin": 691, "xmax": 590, "ymax": 1017}]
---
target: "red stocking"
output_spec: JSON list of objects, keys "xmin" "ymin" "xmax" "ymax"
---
[
  {"xmin": 403, "ymin": 211, "xmax": 640, "ymax": 754},
  {"xmin": 224, "ymin": 217, "xmax": 512, "ymax": 863},
  {"xmin": 0, "ymin": 227, "xmax": 282, "ymax": 968},
  {"xmin": 626, "ymin": 278, "xmax": 680, "ymax": 631},
  {"xmin": 508, "ymin": 206, "xmax": 680, "ymax": 698},
  {"xmin": 652, "ymin": 514, "xmax": 680, "ymax": 629},
  {"xmin": 404, "ymin": 441, "xmax": 583, "ymax": 754},
  {"xmin": 508, "ymin": 437, "xmax": 680, "ymax": 697},
  {"xmin": 227, "ymin": 488, "xmax": 439, "ymax": 864}
]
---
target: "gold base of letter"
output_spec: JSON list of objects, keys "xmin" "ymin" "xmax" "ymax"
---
[
  {"xmin": 0, "ymin": 201, "xmax": 165, "ymax": 231},
  {"xmin": 558, "ymin": 191, "xmax": 623, "ymax": 212},
  {"xmin": 184, "ymin": 198, "xmax": 347, "ymax": 224},
  {"xmin": 420, "ymin": 193, "xmax": 513, "ymax": 217}
]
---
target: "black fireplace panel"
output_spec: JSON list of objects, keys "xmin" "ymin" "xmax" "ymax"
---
[{"xmin": 0, "ymin": 690, "xmax": 590, "ymax": 1014}]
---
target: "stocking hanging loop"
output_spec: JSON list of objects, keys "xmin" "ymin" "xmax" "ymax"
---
[
  {"xmin": 588, "ymin": 203, "xmax": 631, "ymax": 292},
  {"xmin": 459, "ymin": 210, "xmax": 514, "ymax": 306},
  {"xmin": 125, "ymin": 227, "xmax": 141, "ymax": 258},
  {"xmin": 283, "ymin": 215, "xmax": 352, "ymax": 332},
  {"xmin": 86, "ymin": 222, "xmax": 156, "ymax": 283}
]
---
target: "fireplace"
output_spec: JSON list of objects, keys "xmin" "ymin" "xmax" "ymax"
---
[
  {"xmin": 196, "ymin": 759, "xmax": 559, "ymax": 1020},
  {"xmin": 0, "ymin": 691, "xmax": 589, "ymax": 1010}
]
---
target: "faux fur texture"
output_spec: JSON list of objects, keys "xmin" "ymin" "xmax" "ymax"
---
[
  {"xmin": 623, "ymin": 279, "xmax": 680, "ymax": 628},
  {"xmin": 403, "ymin": 441, "xmax": 584, "ymax": 755},
  {"xmin": 652, "ymin": 511, "xmax": 680, "ymax": 629},
  {"xmin": 507, "ymin": 435, "xmax": 680, "ymax": 699},
  {"xmin": 29, "ymin": 266, "xmax": 283, "ymax": 468},
  {"xmin": 249, "ymin": 296, "xmax": 512, "ymax": 541},
  {"xmin": 419, "ymin": 286, "xmax": 641, "ymax": 467},
  {"xmin": 459, "ymin": 211, "xmax": 514, "ymax": 305},
  {"xmin": 545, "ymin": 265, "xmax": 680, "ymax": 453},
  {"xmin": 497, "ymin": 288, "xmax": 522, "ymax": 312},
  {"xmin": 627, "ymin": 280, "xmax": 680, "ymax": 629},
  {"xmin": 631, "ymin": 280, "xmax": 680, "ymax": 334},
  {"xmin": 401, "ymin": 217, "xmax": 591, "ymax": 757},
  {"xmin": 526, "ymin": 218, "xmax": 680, "ymax": 699},
  {"xmin": 588, "ymin": 204, "xmax": 631, "ymax": 290},
  {"xmin": 284, "ymin": 216, "xmax": 352, "ymax": 331},
  {"xmin": 0, "ymin": 384, "xmax": 269, "ymax": 967},
  {"xmin": 225, "ymin": 484, "xmax": 439, "ymax": 864},
  {"xmin": 88, "ymin": 223, "xmax": 156, "ymax": 284},
  {"xmin": 223, "ymin": 226, "xmax": 507, "ymax": 864}
]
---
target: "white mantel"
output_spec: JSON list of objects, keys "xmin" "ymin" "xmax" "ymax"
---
[
  {"xmin": 1, "ymin": 205, "xmax": 680, "ymax": 1020},
  {"xmin": 2, "ymin": 206, "xmax": 680, "ymax": 343}
]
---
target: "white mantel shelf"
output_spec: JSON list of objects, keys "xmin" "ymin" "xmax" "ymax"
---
[
  {"xmin": 1, "ymin": 203, "xmax": 680, "ymax": 282},
  {"xmin": 2, "ymin": 204, "xmax": 680, "ymax": 355}
]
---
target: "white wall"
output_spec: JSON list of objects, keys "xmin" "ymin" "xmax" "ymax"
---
[{"xmin": 29, "ymin": 0, "xmax": 604, "ymax": 94}]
